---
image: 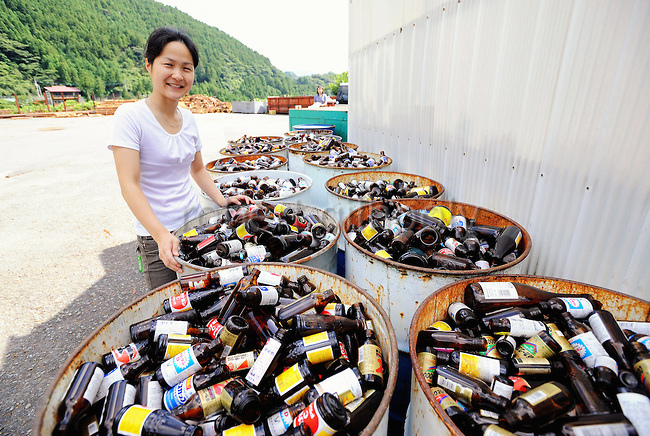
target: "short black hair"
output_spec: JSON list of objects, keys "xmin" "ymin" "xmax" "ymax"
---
[{"xmin": 144, "ymin": 27, "xmax": 199, "ymax": 68}]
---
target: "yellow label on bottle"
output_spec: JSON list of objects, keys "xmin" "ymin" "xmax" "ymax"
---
[
  {"xmin": 514, "ymin": 334, "xmax": 556, "ymax": 359},
  {"xmin": 374, "ymin": 249, "xmax": 392, "ymax": 259},
  {"xmin": 360, "ymin": 223, "xmax": 379, "ymax": 241},
  {"xmin": 182, "ymin": 228, "xmax": 199, "ymax": 237},
  {"xmin": 274, "ymin": 204, "xmax": 286, "ymax": 214},
  {"xmin": 223, "ymin": 424, "xmax": 256, "ymax": 436},
  {"xmin": 481, "ymin": 335, "xmax": 502, "ymax": 359},
  {"xmin": 116, "ymin": 405, "xmax": 154, "ymax": 436},
  {"xmin": 302, "ymin": 331, "xmax": 329, "ymax": 346},
  {"xmin": 519, "ymin": 382, "xmax": 562, "ymax": 406},
  {"xmin": 431, "ymin": 387, "xmax": 457, "ymax": 410},
  {"xmin": 427, "ymin": 321, "xmax": 452, "ymax": 331},
  {"xmin": 358, "ymin": 344, "xmax": 383, "ymax": 378},
  {"xmin": 428, "ymin": 206, "xmax": 452, "ymax": 226},
  {"xmin": 198, "ymin": 382, "xmax": 227, "ymax": 417},
  {"xmin": 417, "ymin": 351, "xmax": 437, "ymax": 385},
  {"xmin": 219, "ymin": 328, "xmax": 239, "ymax": 348},
  {"xmin": 306, "ymin": 345, "xmax": 335, "ymax": 364},
  {"xmin": 634, "ymin": 359, "xmax": 650, "ymax": 391},
  {"xmin": 546, "ymin": 323, "xmax": 573, "ymax": 352},
  {"xmin": 275, "ymin": 363, "xmax": 305, "ymax": 395},
  {"xmin": 236, "ymin": 223, "xmax": 252, "ymax": 240},
  {"xmin": 284, "ymin": 385, "xmax": 310, "ymax": 405},
  {"xmin": 164, "ymin": 342, "xmax": 191, "ymax": 360},
  {"xmin": 289, "ymin": 225, "xmax": 298, "ymax": 233}
]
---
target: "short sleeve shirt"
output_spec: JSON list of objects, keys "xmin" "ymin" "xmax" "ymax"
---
[{"xmin": 109, "ymin": 99, "xmax": 204, "ymax": 236}]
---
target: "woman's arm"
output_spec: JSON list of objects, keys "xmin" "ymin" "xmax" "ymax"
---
[
  {"xmin": 190, "ymin": 151, "xmax": 253, "ymax": 207},
  {"xmin": 112, "ymin": 146, "xmax": 183, "ymax": 273}
]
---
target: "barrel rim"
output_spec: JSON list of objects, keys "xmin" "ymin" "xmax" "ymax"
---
[
  {"xmin": 172, "ymin": 201, "xmax": 341, "ymax": 271},
  {"xmin": 34, "ymin": 263, "xmax": 398, "ymax": 436},
  {"xmin": 219, "ymin": 143, "xmax": 288, "ymax": 157},
  {"xmin": 288, "ymin": 141, "xmax": 358, "ymax": 154},
  {"xmin": 406, "ymin": 274, "xmax": 650, "ymax": 436},
  {"xmin": 200, "ymin": 170, "xmax": 313, "ymax": 201},
  {"xmin": 325, "ymin": 170, "xmax": 446, "ymax": 203},
  {"xmin": 302, "ymin": 151, "xmax": 393, "ymax": 169},
  {"xmin": 205, "ymin": 154, "xmax": 288, "ymax": 173},
  {"xmin": 227, "ymin": 135, "xmax": 283, "ymax": 145},
  {"xmin": 342, "ymin": 199, "xmax": 532, "ymax": 275}
]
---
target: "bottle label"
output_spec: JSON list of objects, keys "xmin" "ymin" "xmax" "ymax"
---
[
  {"xmin": 358, "ymin": 344, "xmax": 383, "ymax": 379},
  {"xmin": 207, "ymin": 318, "xmax": 224, "ymax": 339},
  {"xmin": 436, "ymin": 374, "xmax": 473, "ymax": 404},
  {"xmin": 360, "ymin": 222, "xmax": 379, "ymax": 242},
  {"xmin": 431, "ymin": 387, "xmax": 456, "ymax": 410},
  {"xmin": 218, "ymin": 267, "xmax": 245, "ymax": 287},
  {"xmin": 616, "ymin": 391, "xmax": 650, "ymax": 433},
  {"xmin": 501, "ymin": 318, "xmax": 547, "ymax": 338},
  {"xmin": 111, "ymin": 343, "xmax": 142, "ymax": 367},
  {"xmin": 634, "ymin": 359, "xmax": 650, "ymax": 391},
  {"xmin": 273, "ymin": 204, "xmax": 287, "ymax": 214},
  {"xmin": 617, "ymin": 321, "xmax": 650, "ymax": 336},
  {"xmin": 95, "ymin": 366, "xmax": 125, "ymax": 402},
  {"xmin": 546, "ymin": 323, "xmax": 574, "ymax": 352},
  {"xmin": 450, "ymin": 215, "xmax": 467, "ymax": 229},
  {"xmin": 374, "ymin": 249, "xmax": 392, "ymax": 259},
  {"xmin": 183, "ymin": 228, "xmax": 199, "ymax": 237},
  {"xmin": 246, "ymin": 337, "xmax": 282, "ymax": 387},
  {"xmin": 266, "ymin": 408, "xmax": 294, "ymax": 436},
  {"xmin": 306, "ymin": 345, "xmax": 335, "ymax": 365},
  {"xmin": 220, "ymin": 326, "xmax": 240, "ymax": 351},
  {"xmin": 115, "ymin": 405, "xmax": 154, "ymax": 436},
  {"xmin": 444, "ymin": 238, "xmax": 462, "ymax": 251},
  {"xmin": 568, "ymin": 332, "xmax": 608, "ymax": 368},
  {"xmin": 515, "ymin": 334, "xmax": 557, "ymax": 359},
  {"xmin": 518, "ymin": 383, "xmax": 562, "ymax": 406},
  {"xmin": 222, "ymin": 424, "xmax": 256, "ymax": 436},
  {"xmin": 427, "ymin": 321, "xmax": 452, "ymax": 331},
  {"xmin": 294, "ymin": 400, "xmax": 338, "ymax": 436},
  {"xmin": 316, "ymin": 368, "xmax": 363, "ymax": 405},
  {"xmin": 160, "ymin": 347, "xmax": 202, "ymax": 387},
  {"xmin": 284, "ymin": 385, "xmax": 310, "ymax": 405},
  {"xmin": 302, "ymin": 331, "xmax": 330, "ymax": 346},
  {"xmin": 153, "ymin": 320, "xmax": 189, "ymax": 342},
  {"xmin": 82, "ymin": 367, "xmax": 105, "ymax": 403},
  {"xmin": 169, "ymin": 292, "xmax": 192, "ymax": 313},
  {"xmin": 480, "ymin": 335, "xmax": 502, "ymax": 359},
  {"xmin": 197, "ymin": 234, "xmax": 216, "ymax": 251},
  {"xmin": 484, "ymin": 425, "xmax": 518, "ymax": 436},
  {"xmin": 275, "ymin": 363, "xmax": 305, "ymax": 396},
  {"xmin": 226, "ymin": 351, "xmax": 257, "ymax": 372},
  {"xmin": 478, "ymin": 282, "xmax": 518, "ymax": 300},
  {"xmin": 572, "ymin": 424, "xmax": 631, "ymax": 436},
  {"xmin": 428, "ymin": 206, "xmax": 452, "ymax": 226},
  {"xmin": 587, "ymin": 314, "xmax": 613, "ymax": 343},
  {"xmin": 198, "ymin": 382, "xmax": 228, "ymax": 417},
  {"xmin": 143, "ymin": 379, "xmax": 163, "ymax": 409},
  {"xmin": 235, "ymin": 223, "xmax": 254, "ymax": 240},
  {"xmin": 258, "ymin": 286, "xmax": 280, "ymax": 306},
  {"xmin": 163, "ymin": 342, "xmax": 191, "ymax": 360},
  {"xmin": 557, "ymin": 297, "xmax": 594, "ymax": 319},
  {"xmin": 448, "ymin": 302, "xmax": 471, "ymax": 321},
  {"xmin": 339, "ymin": 341, "xmax": 350, "ymax": 361},
  {"xmin": 258, "ymin": 271, "xmax": 282, "ymax": 286},
  {"xmin": 594, "ymin": 355, "xmax": 618, "ymax": 373},
  {"xmin": 417, "ymin": 352, "xmax": 437, "ymax": 385},
  {"xmin": 458, "ymin": 352, "xmax": 501, "ymax": 383},
  {"xmin": 512, "ymin": 358, "xmax": 552, "ymax": 375},
  {"xmin": 491, "ymin": 379, "xmax": 513, "ymax": 399}
]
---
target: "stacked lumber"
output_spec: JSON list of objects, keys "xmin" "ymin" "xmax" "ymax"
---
[
  {"xmin": 179, "ymin": 94, "xmax": 232, "ymax": 113},
  {"xmin": 95, "ymin": 99, "xmax": 138, "ymax": 116}
]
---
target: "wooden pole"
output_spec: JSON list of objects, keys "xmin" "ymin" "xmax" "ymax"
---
[
  {"xmin": 91, "ymin": 93, "xmax": 96, "ymax": 112},
  {"xmin": 61, "ymin": 93, "xmax": 66, "ymax": 111},
  {"xmin": 14, "ymin": 93, "xmax": 20, "ymax": 114}
]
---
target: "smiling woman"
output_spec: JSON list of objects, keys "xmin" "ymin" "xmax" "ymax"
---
[{"xmin": 107, "ymin": 27, "xmax": 254, "ymax": 290}]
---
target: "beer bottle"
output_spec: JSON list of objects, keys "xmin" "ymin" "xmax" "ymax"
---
[
  {"xmin": 487, "ymin": 317, "xmax": 548, "ymax": 338},
  {"xmin": 244, "ymin": 309, "xmax": 279, "ymax": 349},
  {"xmin": 95, "ymin": 354, "xmax": 152, "ymax": 403},
  {"xmin": 499, "ymin": 381, "xmax": 573, "ymax": 431},
  {"xmin": 220, "ymin": 378, "xmax": 262, "ymax": 424},
  {"xmin": 464, "ymin": 281, "xmax": 599, "ymax": 315},
  {"xmin": 180, "ymin": 266, "xmax": 246, "ymax": 292},
  {"xmin": 53, "ymin": 361, "xmax": 104, "ymax": 436},
  {"xmin": 428, "ymin": 386, "xmax": 476, "ymax": 435},
  {"xmin": 154, "ymin": 337, "xmax": 224, "ymax": 390},
  {"xmin": 444, "ymin": 236, "xmax": 469, "ymax": 258},
  {"xmin": 101, "ymin": 341, "xmax": 149, "ymax": 372},
  {"xmin": 218, "ymin": 315, "xmax": 249, "ymax": 358},
  {"xmin": 290, "ymin": 314, "xmax": 364, "ymax": 336},
  {"xmin": 357, "ymin": 328, "xmax": 384, "ymax": 391},
  {"xmin": 276, "ymin": 289, "xmax": 336, "ymax": 323},
  {"xmin": 625, "ymin": 341, "xmax": 650, "ymax": 393},
  {"xmin": 148, "ymin": 319, "xmax": 210, "ymax": 344},
  {"xmin": 262, "ymin": 201, "xmax": 296, "ymax": 221},
  {"xmin": 488, "ymin": 225, "xmax": 522, "ymax": 265},
  {"xmin": 538, "ymin": 296, "xmax": 600, "ymax": 319},
  {"xmin": 113, "ymin": 405, "xmax": 202, "ymax": 435},
  {"xmin": 514, "ymin": 331, "xmax": 562, "ymax": 359},
  {"xmin": 398, "ymin": 247, "xmax": 429, "ymax": 268},
  {"xmin": 98, "ymin": 380, "xmax": 136, "ymax": 436},
  {"xmin": 282, "ymin": 331, "xmax": 342, "ymax": 367},
  {"xmin": 129, "ymin": 309, "xmax": 201, "ymax": 342},
  {"xmin": 616, "ymin": 383, "xmax": 650, "ymax": 433},
  {"xmin": 417, "ymin": 345, "xmax": 438, "ymax": 386},
  {"xmin": 278, "ymin": 245, "xmax": 317, "ymax": 263},
  {"xmin": 588, "ymin": 309, "xmax": 633, "ymax": 371},
  {"xmin": 293, "ymin": 392, "xmax": 348, "ymax": 436},
  {"xmin": 480, "ymin": 305, "xmax": 544, "ymax": 328},
  {"xmin": 462, "ymin": 229, "xmax": 481, "ymax": 261},
  {"xmin": 389, "ymin": 229, "xmax": 414, "ymax": 256},
  {"xmin": 416, "ymin": 330, "xmax": 488, "ymax": 352},
  {"xmin": 170, "ymin": 379, "xmax": 232, "ymax": 421},
  {"xmin": 560, "ymin": 312, "xmax": 609, "ymax": 368},
  {"xmin": 304, "ymin": 214, "xmax": 327, "ymax": 239},
  {"xmin": 547, "ymin": 413, "xmax": 638, "ymax": 436},
  {"xmin": 245, "ymin": 329, "xmax": 288, "ymax": 389},
  {"xmin": 495, "ymin": 335, "xmax": 517, "ymax": 358},
  {"xmin": 135, "ymin": 374, "xmax": 163, "ymax": 409},
  {"xmin": 447, "ymin": 302, "xmax": 480, "ymax": 336},
  {"xmin": 414, "ymin": 226, "xmax": 441, "ymax": 249},
  {"xmin": 261, "ymin": 359, "xmax": 318, "ymax": 406},
  {"xmin": 428, "ymin": 253, "xmax": 478, "ymax": 270},
  {"xmin": 216, "ymin": 239, "xmax": 244, "ymax": 258},
  {"xmin": 304, "ymin": 367, "xmax": 365, "ymax": 406},
  {"xmin": 163, "ymin": 288, "xmax": 225, "ymax": 313},
  {"xmin": 435, "ymin": 365, "xmax": 509, "ymax": 411},
  {"xmin": 260, "ymin": 403, "xmax": 308, "ymax": 436},
  {"xmin": 217, "ymin": 269, "xmax": 260, "ymax": 323},
  {"xmin": 154, "ymin": 334, "xmax": 205, "ymax": 362},
  {"xmin": 236, "ymin": 285, "xmax": 280, "ymax": 308}
]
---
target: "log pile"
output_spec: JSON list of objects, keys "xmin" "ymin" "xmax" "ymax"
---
[
  {"xmin": 95, "ymin": 99, "xmax": 138, "ymax": 116},
  {"xmin": 179, "ymin": 94, "xmax": 231, "ymax": 113}
]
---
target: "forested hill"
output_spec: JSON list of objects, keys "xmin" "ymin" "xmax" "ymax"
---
[{"xmin": 0, "ymin": 0, "xmax": 340, "ymax": 100}]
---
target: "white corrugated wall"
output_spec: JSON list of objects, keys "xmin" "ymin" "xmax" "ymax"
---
[{"xmin": 348, "ymin": 0, "xmax": 650, "ymax": 299}]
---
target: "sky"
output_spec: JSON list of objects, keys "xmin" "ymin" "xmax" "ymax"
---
[{"xmin": 155, "ymin": 0, "xmax": 349, "ymax": 77}]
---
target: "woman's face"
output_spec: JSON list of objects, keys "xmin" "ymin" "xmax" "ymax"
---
[
  {"xmin": 317, "ymin": 87, "xmax": 324, "ymax": 95},
  {"xmin": 146, "ymin": 41, "xmax": 195, "ymax": 102}
]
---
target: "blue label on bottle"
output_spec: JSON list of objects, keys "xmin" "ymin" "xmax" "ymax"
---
[{"xmin": 163, "ymin": 377, "xmax": 196, "ymax": 411}]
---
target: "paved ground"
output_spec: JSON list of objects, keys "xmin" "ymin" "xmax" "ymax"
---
[{"xmin": 0, "ymin": 111, "xmax": 290, "ymax": 435}]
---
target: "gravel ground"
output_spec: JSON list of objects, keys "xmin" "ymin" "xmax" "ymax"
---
[{"xmin": 0, "ymin": 112, "xmax": 289, "ymax": 435}]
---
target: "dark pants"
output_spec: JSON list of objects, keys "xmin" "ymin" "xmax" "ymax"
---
[{"xmin": 136, "ymin": 235, "xmax": 178, "ymax": 290}]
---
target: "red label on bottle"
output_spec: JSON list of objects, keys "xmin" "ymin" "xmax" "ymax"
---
[
  {"xmin": 170, "ymin": 292, "xmax": 192, "ymax": 312},
  {"xmin": 112, "ymin": 343, "xmax": 140, "ymax": 367},
  {"xmin": 197, "ymin": 235, "xmax": 216, "ymax": 251},
  {"xmin": 207, "ymin": 318, "xmax": 224, "ymax": 339},
  {"xmin": 294, "ymin": 400, "xmax": 336, "ymax": 436},
  {"xmin": 339, "ymin": 342, "xmax": 350, "ymax": 361}
]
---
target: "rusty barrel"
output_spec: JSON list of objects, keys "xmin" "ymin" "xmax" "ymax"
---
[
  {"xmin": 34, "ymin": 263, "xmax": 399, "ymax": 436},
  {"xmin": 206, "ymin": 154, "xmax": 288, "ymax": 174},
  {"xmin": 173, "ymin": 202, "xmax": 340, "ymax": 276},
  {"xmin": 326, "ymin": 171, "xmax": 445, "ymax": 251},
  {"xmin": 405, "ymin": 274, "xmax": 650, "ymax": 436},
  {"xmin": 287, "ymin": 141, "xmax": 358, "ymax": 174},
  {"xmin": 343, "ymin": 199, "xmax": 531, "ymax": 352},
  {"xmin": 219, "ymin": 139, "xmax": 288, "ymax": 159}
]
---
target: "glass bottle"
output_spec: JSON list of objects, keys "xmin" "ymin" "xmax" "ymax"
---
[
  {"xmin": 303, "ymin": 367, "xmax": 365, "ymax": 406},
  {"xmin": 261, "ymin": 359, "xmax": 318, "ymax": 406},
  {"xmin": 435, "ymin": 365, "xmax": 509, "ymax": 412},
  {"xmin": 282, "ymin": 331, "xmax": 342, "ymax": 367},
  {"xmin": 588, "ymin": 309, "xmax": 633, "ymax": 371},
  {"xmin": 389, "ymin": 229, "xmax": 414, "ymax": 256},
  {"xmin": 499, "ymin": 381, "xmax": 573, "ymax": 431},
  {"xmin": 489, "ymin": 225, "xmax": 522, "ymax": 265},
  {"xmin": 625, "ymin": 341, "xmax": 650, "ymax": 393},
  {"xmin": 98, "ymin": 380, "xmax": 136, "ymax": 436},
  {"xmin": 428, "ymin": 386, "xmax": 476, "ymax": 435},
  {"xmin": 416, "ymin": 330, "xmax": 488, "ymax": 352},
  {"xmin": 293, "ymin": 392, "xmax": 348, "ymax": 436},
  {"xmin": 217, "ymin": 315, "xmax": 249, "ymax": 358},
  {"xmin": 290, "ymin": 314, "xmax": 364, "ymax": 336},
  {"xmin": 447, "ymin": 302, "xmax": 480, "ymax": 336},
  {"xmin": 53, "ymin": 362, "xmax": 104, "ymax": 436},
  {"xmin": 538, "ymin": 296, "xmax": 599, "ymax": 319},
  {"xmin": 114, "ymin": 405, "xmax": 202, "ymax": 435},
  {"xmin": 154, "ymin": 337, "xmax": 224, "ymax": 390},
  {"xmin": 245, "ymin": 329, "xmax": 288, "ymax": 389},
  {"xmin": 357, "ymin": 328, "xmax": 384, "ymax": 391},
  {"xmin": 169, "ymin": 379, "xmax": 232, "ymax": 421},
  {"xmin": 135, "ymin": 374, "xmax": 163, "ymax": 410},
  {"xmin": 560, "ymin": 311, "xmax": 609, "ymax": 369},
  {"xmin": 513, "ymin": 331, "xmax": 562, "ymax": 359},
  {"xmin": 163, "ymin": 288, "xmax": 225, "ymax": 313},
  {"xmin": 101, "ymin": 341, "xmax": 150, "ymax": 371},
  {"xmin": 95, "ymin": 354, "xmax": 152, "ymax": 403},
  {"xmin": 154, "ymin": 334, "xmax": 205, "ymax": 362},
  {"xmin": 220, "ymin": 378, "xmax": 262, "ymax": 424},
  {"xmin": 276, "ymin": 289, "xmax": 336, "ymax": 323},
  {"xmin": 428, "ymin": 253, "xmax": 478, "ymax": 270},
  {"xmin": 487, "ymin": 317, "xmax": 548, "ymax": 338},
  {"xmin": 129, "ymin": 309, "xmax": 201, "ymax": 342}
]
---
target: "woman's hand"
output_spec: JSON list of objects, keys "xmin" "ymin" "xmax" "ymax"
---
[
  {"xmin": 156, "ymin": 232, "xmax": 183, "ymax": 273},
  {"xmin": 227, "ymin": 194, "xmax": 254, "ymax": 205}
]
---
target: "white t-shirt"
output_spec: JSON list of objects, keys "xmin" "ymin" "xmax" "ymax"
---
[{"xmin": 109, "ymin": 99, "xmax": 204, "ymax": 236}]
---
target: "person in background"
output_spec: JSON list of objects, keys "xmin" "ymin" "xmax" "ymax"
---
[
  {"xmin": 109, "ymin": 27, "xmax": 252, "ymax": 290},
  {"xmin": 313, "ymin": 85, "xmax": 333, "ymax": 107}
]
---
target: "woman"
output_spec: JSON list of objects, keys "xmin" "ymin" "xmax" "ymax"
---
[
  {"xmin": 109, "ymin": 27, "xmax": 252, "ymax": 290},
  {"xmin": 314, "ymin": 86, "xmax": 331, "ymax": 106}
]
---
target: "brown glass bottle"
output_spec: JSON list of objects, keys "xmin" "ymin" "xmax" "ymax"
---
[
  {"xmin": 625, "ymin": 341, "xmax": 650, "ymax": 393},
  {"xmin": 163, "ymin": 287, "xmax": 225, "ymax": 313},
  {"xmin": 220, "ymin": 378, "xmax": 262, "ymax": 424},
  {"xmin": 218, "ymin": 315, "xmax": 249, "ymax": 358},
  {"xmin": 98, "ymin": 380, "xmax": 136, "ymax": 436},
  {"xmin": 428, "ymin": 253, "xmax": 478, "ymax": 270},
  {"xmin": 113, "ymin": 405, "xmax": 202, "ymax": 435},
  {"xmin": 560, "ymin": 311, "xmax": 609, "ymax": 369},
  {"xmin": 261, "ymin": 359, "xmax": 318, "ymax": 406},
  {"xmin": 588, "ymin": 309, "xmax": 633, "ymax": 371},
  {"xmin": 428, "ymin": 386, "xmax": 477, "ymax": 435},
  {"xmin": 276, "ymin": 289, "xmax": 336, "ymax": 323},
  {"xmin": 290, "ymin": 314, "xmax": 364, "ymax": 336},
  {"xmin": 101, "ymin": 341, "xmax": 150, "ymax": 371},
  {"xmin": 170, "ymin": 379, "xmax": 232, "ymax": 421},
  {"xmin": 357, "ymin": 328, "xmax": 385, "ymax": 391},
  {"xmin": 217, "ymin": 269, "xmax": 260, "ymax": 323},
  {"xmin": 416, "ymin": 330, "xmax": 488, "ymax": 352},
  {"xmin": 154, "ymin": 337, "xmax": 224, "ymax": 390},
  {"xmin": 389, "ymin": 229, "xmax": 414, "ymax": 256},
  {"xmin": 245, "ymin": 329, "xmax": 288, "ymax": 389},
  {"xmin": 499, "ymin": 381, "xmax": 574, "ymax": 431},
  {"xmin": 558, "ymin": 351, "xmax": 612, "ymax": 415},
  {"xmin": 435, "ymin": 365, "xmax": 509, "ymax": 412},
  {"xmin": 135, "ymin": 374, "xmax": 163, "ymax": 409},
  {"xmin": 293, "ymin": 392, "xmax": 348, "ymax": 436},
  {"xmin": 95, "ymin": 354, "xmax": 152, "ymax": 403},
  {"xmin": 53, "ymin": 362, "xmax": 104, "ymax": 436},
  {"xmin": 129, "ymin": 309, "xmax": 201, "ymax": 342},
  {"xmin": 282, "ymin": 331, "xmax": 342, "ymax": 366},
  {"xmin": 154, "ymin": 334, "xmax": 205, "ymax": 362}
]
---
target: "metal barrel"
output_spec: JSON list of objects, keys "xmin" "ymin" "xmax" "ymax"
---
[
  {"xmin": 34, "ymin": 263, "xmax": 399, "ymax": 436},
  {"xmin": 219, "ymin": 143, "xmax": 289, "ymax": 159},
  {"xmin": 173, "ymin": 201, "xmax": 340, "ymax": 276},
  {"xmin": 343, "ymin": 199, "xmax": 531, "ymax": 352},
  {"xmin": 206, "ymin": 154, "xmax": 288, "ymax": 174},
  {"xmin": 199, "ymin": 170, "xmax": 313, "ymax": 211},
  {"xmin": 326, "ymin": 171, "xmax": 445, "ymax": 251},
  {"xmin": 301, "ymin": 152, "xmax": 393, "ymax": 213},
  {"xmin": 405, "ymin": 274, "xmax": 650, "ymax": 436},
  {"xmin": 287, "ymin": 141, "xmax": 358, "ymax": 174}
]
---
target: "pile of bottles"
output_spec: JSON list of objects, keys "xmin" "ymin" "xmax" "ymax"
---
[
  {"xmin": 328, "ymin": 178, "xmax": 439, "ymax": 201},
  {"xmin": 224, "ymin": 136, "xmax": 285, "ymax": 155},
  {"xmin": 284, "ymin": 131, "xmax": 338, "ymax": 147},
  {"xmin": 178, "ymin": 203, "xmax": 337, "ymax": 268},
  {"xmin": 53, "ymin": 267, "xmax": 387, "ymax": 436},
  {"xmin": 209, "ymin": 156, "xmax": 286, "ymax": 172},
  {"xmin": 213, "ymin": 175, "xmax": 309, "ymax": 201},
  {"xmin": 304, "ymin": 150, "xmax": 390, "ymax": 169},
  {"xmin": 346, "ymin": 202, "xmax": 522, "ymax": 270},
  {"xmin": 415, "ymin": 281, "xmax": 650, "ymax": 435},
  {"xmin": 289, "ymin": 137, "xmax": 352, "ymax": 153}
]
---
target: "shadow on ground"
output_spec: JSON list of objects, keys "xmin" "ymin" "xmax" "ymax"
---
[{"xmin": 0, "ymin": 241, "xmax": 148, "ymax": 435}]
